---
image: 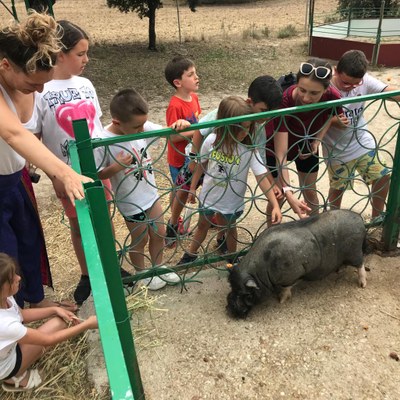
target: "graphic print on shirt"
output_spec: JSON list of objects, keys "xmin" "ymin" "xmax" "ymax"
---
[
  {"xmin": 42, "ymin": 85, "xmax": 98, "ymax": 161},
  {"xmin": 125, "ymin": 146, "xmax": 153, "ymax": 182},
  {"xmin": 208, "ymin": 149, "xmax": 242, "ymax": 187}
]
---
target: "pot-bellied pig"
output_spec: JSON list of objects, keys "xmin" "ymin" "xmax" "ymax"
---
[{"xmin": 226, "ymin": 209, "xmax": 367, "ymax": 318}]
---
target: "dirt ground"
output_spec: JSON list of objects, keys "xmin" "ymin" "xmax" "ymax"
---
[{"xmin": 8, "ymin": 0, "xmax": 400, "ymax": 398}]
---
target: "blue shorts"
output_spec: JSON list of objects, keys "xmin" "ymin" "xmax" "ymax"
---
[
  {"xmin": 169, "ymin": 165, "xmax": 183, "ymax": 186},
  {"xmin": 199, "ymin": 207, "xmax": 244, "ymax": 224}
]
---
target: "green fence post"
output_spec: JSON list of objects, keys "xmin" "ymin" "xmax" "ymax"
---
[
  {"xmin": 11, "ymin": 0, "xmax": 18, "ymax": 20},
  {"xmin": 71, "ymin": 120, "xmax": 145, "ymax": 399},
  {"xmin": 382, "ymin": 122, "xmax": 400, "ymax": 251}
]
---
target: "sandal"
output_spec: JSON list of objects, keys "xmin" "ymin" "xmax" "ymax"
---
[{"xmin": 2, "ymin": 368, "xmax": 42, "ymax": 392}]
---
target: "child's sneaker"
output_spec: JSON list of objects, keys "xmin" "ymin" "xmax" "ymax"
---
[
  {"xmin": 165, "ymin": 221, "xmax": 178, "ymax": 248},
  {"xmin": 159, "ymin": 265, "xmax": 181, "ymax": 283},
  {"xmin": 216, "ymin": 235, "xmax": 228, "ymax": 254},
  {"xmin": 141, "ymin": 274, "xmax": 168, "ymax": 291},
  {"xmin": 120, "ymin": 267, "xmax": 134, "ymax": 287},
  {"xmin": 177, "ymin": 215, "xmax": 190, "ymax": 235},
  {"xmin": 177, "ymin": 252, "xmax": 198, "ymax": 266}
]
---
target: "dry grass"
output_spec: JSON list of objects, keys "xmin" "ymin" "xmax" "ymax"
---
[{"xmin": 1, "ymin": 286, "xmax": 165, "ymax": 400}]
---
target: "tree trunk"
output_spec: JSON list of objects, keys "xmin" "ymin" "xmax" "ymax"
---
[{"xmin": 148, "ymin": 3, "xmax": 157, "ymax": 51}]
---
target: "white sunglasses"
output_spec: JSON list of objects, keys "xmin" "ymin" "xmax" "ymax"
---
[{"xmin": 300, "ymin": 62, "xmax": 331, "ymax": 79}]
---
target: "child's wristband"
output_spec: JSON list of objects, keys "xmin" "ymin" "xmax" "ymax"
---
[
  {"xmin": 188, "ymin": 152, "xmax": 198, "ymax": 161},
  {"xmin": 282, "ymin": 186, "xmax": 294, "ymax": 195}
]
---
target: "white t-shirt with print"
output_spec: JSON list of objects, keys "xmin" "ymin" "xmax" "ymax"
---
[
  {"xmin": 38, "ymin": 76, "xmax": 103, "ymax": 165},
  {"xmin": 95, "ymin": 128, "xmax": 159, "ymax": 217},
  {"xmin": 198, "ymin": 133, "xmax": 267, "ymax": 214},
  {"xmin": 0, "ymin": 85, "xmax": 41, "ymax": 174},
  {"xmin": 324, "ymin": 73, "xmax": 387, "ymax": 164},
  {"xmin": 196, "ymin": 108, "xmax": 267, "ymax": 164},
  {"xmin": 0, "ymin": 297, "xmax": 27, "ymax": 380}
]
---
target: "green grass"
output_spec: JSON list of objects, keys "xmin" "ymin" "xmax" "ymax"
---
[{"xmin": 277, "ymin": 24, "xmax": 297, "ymax": 39}]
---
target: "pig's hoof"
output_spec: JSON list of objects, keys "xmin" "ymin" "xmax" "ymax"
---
[{"xmin": 279, "ymin": 286, "xmax": 292, "ymax": 304}]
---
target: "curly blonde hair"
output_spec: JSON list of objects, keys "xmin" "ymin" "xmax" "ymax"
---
[{"xmin": 0, "ymin": 11, "xmax": 62, "ymax": 73}]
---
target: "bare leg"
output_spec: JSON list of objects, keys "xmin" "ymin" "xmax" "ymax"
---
[
  {"xmin": 298, "ymin": 171, "xmax": 319, "ymax": 214},
  {"xmin": 371, "ymin": 175, "xmax": 390, "ymax": 218},
  {"xmin": 170, "ymin": 189, "xmax": 189, "ymax": 226},
  {"xmin": 4, "ymin": 317, "xmax": 67, "ymax": 386},
  {"xmin": 69, "ymin": 217, "xmax": 88, "ymax": 276},
  {"xmin": 189, "ymin": 214, "xmax": 212, "ymax": 254},
  {"xmin": 358, "ymin": 264, "xmax": 367, "ymax": 288},
  {"xmin": 146, "ymin": 200, "xmax": 165, "ymax": 266},
  {"xmin": 328, "ymin": 187, "xmax": 344, "ymax": 210},
  {"xmin": 124, "ymin": 220, "xmax": 148, "ymax": 270}
]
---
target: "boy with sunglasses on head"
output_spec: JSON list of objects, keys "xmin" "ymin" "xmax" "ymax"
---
[{"xmin": 324, "ymin": 49, "xmax": 400, "ymax": 218}]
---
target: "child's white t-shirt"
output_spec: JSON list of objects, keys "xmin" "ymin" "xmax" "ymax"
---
[
  {"xmin": 95, "ymin": 128, "xmax": 159, "ymax": 217},
  {"xmin": 324, "ymin": 73, "xmax": 387, "ymax": 164},
  {"xmin": 0, "ymin": 297, "xmax": 27, "ymax": 380},
  {"xmin": 37, "ymin": 76, "xmax": 103, "ymax": 165},
  {"xmin": 199, "ymin": 133, "xmax": 267, "ymax": 214}
]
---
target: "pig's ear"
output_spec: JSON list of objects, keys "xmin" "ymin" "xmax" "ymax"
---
[{"xmin": 245, "ymin": 279, "xmax": 259, "ymax": 290}]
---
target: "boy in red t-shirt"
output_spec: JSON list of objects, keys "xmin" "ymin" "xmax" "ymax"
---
[{"xmin": 165, "ymin": 56, "xmax": 201, "ymax": 247}]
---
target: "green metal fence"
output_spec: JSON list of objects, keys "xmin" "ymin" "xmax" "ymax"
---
[{"xmin": 71, "ymin": 90, "xmax": 400, "ymax": 399}]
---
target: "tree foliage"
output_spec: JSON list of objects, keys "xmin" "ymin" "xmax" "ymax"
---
[{"xmin": 338, "ymin": 0, "xmax": 400, "ymax": 18}]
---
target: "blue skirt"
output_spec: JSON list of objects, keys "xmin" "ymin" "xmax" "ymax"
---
[{"xmin": 0, "ymin": 170, "xmax": 45, "ymax": 306}]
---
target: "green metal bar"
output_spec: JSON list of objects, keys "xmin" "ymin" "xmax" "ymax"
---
[
  {"xmin": 307, "ymin": 0, "xmax": 315, "ymax": 55},
  {"xmin": 382, "ymin": 122, "xmax": 400, "ymax": 251},
  {"xmin": 371, "ymin": 0, "xmax": 385, "ymax": 66},
  {"xmin": 10, "ymin": 0, "xmax": 18, "ymax": 20},
  {"xmin": 73, "ymin": 118, "xmax": 98, "ymax": 180},
  {"xmin": 346, "ymin": 8, "xmax": 352, "ymax": 37},
  {"xmin": 91, "ymin": 91, "xmax": 400, "ymax": 149},
  {"xmin": 70, "ymin": 121, "xmax": 145, "ymax": 399},
  {"xmin": 72, "ymin": 182, "xmax": 136, "ymax": 400}
]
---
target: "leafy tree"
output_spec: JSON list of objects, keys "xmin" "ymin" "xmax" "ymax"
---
[
  {"xmin": 107, "ymin": 0, "xmax": 198, "ymax": 51},
  {"xmin": 338, "ymin": 0, "xmax": 400, "ymax": 18}
]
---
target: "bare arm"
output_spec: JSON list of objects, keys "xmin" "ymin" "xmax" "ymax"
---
[
  {"xmin": 384, "ymin": 86, "xmax": 400, "ymax": 102},
  {"xmin": 256, "ymin": 173, "xmax": 282, "ymax": 224},
  {"xmin": 169, "ymin": 129, "xmax": 195, "ymax": 143},
  {"xmin": 21, "ymin": 307, "xmax": 76, "ymax": 324},
  {"xmin": 274, "ymin": 130, "xmax": 291, "ymax": 188},
  {"xmin": 273, "ymin": 130, "xmax": 311, "ymax": 218},
  {"xmin": 18, "ymin": 316, "xmax": 98, "ymax": 347},
  {"xmin": 0, "ymin": 95, "xmax": 92, "ymax": 202},
  {"xmin": 98, "ymin": 151, "xmax": 132, "ymax": 179},
  {"xmin": 187, "ymin": 160, "xmax": 207, "ymax": 204}
]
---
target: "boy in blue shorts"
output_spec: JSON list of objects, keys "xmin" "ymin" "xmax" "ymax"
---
[{"xmin": 165, "ymin": 56, "xmax": 201, "ymax": 246}]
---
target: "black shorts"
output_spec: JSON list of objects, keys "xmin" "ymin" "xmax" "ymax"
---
[
  {"xmin": 4, "ymin": 344, "xmax": 22, "ymax": 380},
  {"xmin": 266, "ymin": 153, "xmax": 319, "ymax": 177}
]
